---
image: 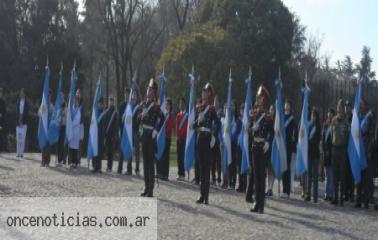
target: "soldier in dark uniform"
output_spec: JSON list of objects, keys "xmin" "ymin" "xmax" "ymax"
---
[
  {"xmin": 193, "ymin": 83, "xmax": 220, "ymax": 204},
  {"xmin": 104, "ymin": 97, "xmax": 118, "ymax": 172},
  {"xmin": 322, "ymin": 109, "xmax": 335, "ymax": 201},
  {"xmin": 250, "ymin": 86, "xmax": 273, "ymax": 214},
  {"xmin": 136, "ymin": 79, "xmax": 164, "ymax": 197},
  {"xmin": 331, "ymin": 99, "xmax": 349, "ymax": 206},
  {"xmin": 355, "ymin": 98, "xmax": 374, "ymax": 209}
]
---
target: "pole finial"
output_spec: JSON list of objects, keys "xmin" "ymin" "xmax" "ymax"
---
[{"xmin": 46, "ymin": 55, "xmax": 49, "ymax": 68}]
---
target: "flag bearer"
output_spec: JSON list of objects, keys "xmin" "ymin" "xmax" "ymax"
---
[
  {"xmin": 136, "ymin": 79, "xmax": 164, "ymax": 197},
  {"xmin": 104, "ymin": 96, "xmax": 118, "ymax": 172},
  {"xmin": 194, "ymin": 83, "xmax": 220, "ymax": 204},
  {"xmin": 250, "ymin": 85, "xmax": 273, "ymax": 214},
  {"xmin": 68, "ymin": 90, "xmax": 83, "ymax": 169},
  {"xmin": 176, "ymin": 97, "xmax": 188, "ymax": 181}
]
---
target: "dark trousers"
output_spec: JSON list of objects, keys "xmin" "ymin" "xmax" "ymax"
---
[
  {"xmin": 176, "ymin": 139, "xmax": 186, "ymax": 177},
  {"xmin": 198, "ymin": 134, "xmax": 211, "ymax": 200},
  {"xmin": 194, "ymin": 152, "xmax": 200, "ymax": 184},
  {"xmin": 332, "ymin": 147, "xmax": 346, "ymax": 203},
  {"xmin": 70, "ymin": 148, "xmax": 79, "ymax": 166},
  {"xmin": 307, "ymin": 155, "xmax": 319, "ymax": 201},
  {"xmin": 42, "ymin": 144, "xmax": 51, "ymax": 166},
  {"xmin": 106, "ymin": 138, "xmax": 113, "ymax": 170},
  {"xmin": 229, "ymin": 142, "xmax": 238, "ymax": 187},
  {"xmin": 160, "ymin": 138, "xmax": 171, "ymax": 178},
  {"xmin": 282, "ymin": 151, "xmax": 292, "ymax": 195},
  {"xmin": 237, "ymin": 147, "xmax": 247, "ymax": 191},
  {"xmin": 356, "ymin": 169, "xmax": 369, "ymax": 206},
  {"xmin": 0, "ymin": 129, "xmax": 6, "ymax": 152},
  {"xmin": 57, "ymin": 126, "xmax": 66, "ymax": 164},
  {"xmin": 211, "ymin": 141, "xmax": 222, "ymax": 183},
  {"xmin": 246, "ymin": 150, "xmax": 254, "ymax": 201},
  {"xmin": 252, "ymin": 145, "xmax": 266, "ymax": 211},
  {"xmin": 345, "ymin": 155, "xmax": 355, "ymax": 200},
  {"xmin": 142, "ymin": 131, "xmax": 156, "ymax": 195}
]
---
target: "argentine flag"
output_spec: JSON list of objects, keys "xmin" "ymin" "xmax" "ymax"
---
[
  {"xmin": 156, "ymin": 71, "xmax": 168, "ymax": 160},
  {"xmin": 66, "ymin": 64, "xmax": 78, "ymax": 143},
  {"xmin": 296, "ymin": 81, "xmax": 310, "ymax": 176},
  {"xmin": 87, "ymin": 79, "xmax": 102, "ymax": 160},
  {"xmin": 271, "ymin": 74, "xmax": 287, "ymax": 180},
  {"xmin": 121, "ymin": 80, "xmax": 136, "ymax": 161},
  {"xmin": 347, "ymin": 79, "xmax": 367, "ymax": 184},
  {"xmin": 239, "ymin": 68, "xmax": 252, "ymax": 175},
  {"xmin": 48, "ymin": 68, "xmax": 63, "ymax": 145},
  {"xmin": 184, "ymin": 67, "xmax": 196, "ymax": 172},
  {"xmin": 37, "ymin": 64, "xmax": 50, "ymax": 150},
  {"xmin": 223, "ymin": 69, "xmax": 233, "ymax": 174}
]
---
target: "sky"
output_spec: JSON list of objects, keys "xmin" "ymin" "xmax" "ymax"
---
[
  {"xmin": 282, "ymin": 0, "xmax": 378, "ymax": 74},
  {"xmin": 76, "ymin": 0, "xmax": 378, "ymax": 74}
]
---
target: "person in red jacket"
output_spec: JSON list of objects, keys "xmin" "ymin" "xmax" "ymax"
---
[
  {"xmin": 160, "ymin": 98, "xmax": 174, "ymax": 181},
  {"xmin": 176, "ymin": 97, "xmax": 188, "ymax": 181}
]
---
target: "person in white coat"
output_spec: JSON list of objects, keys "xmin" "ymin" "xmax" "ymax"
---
[
  {"xmin": 16, "ymin": 88, "xmax": 29, "ymax": 158},
  {"xmin": 69, "ymin": 90, "xmax": 83, "ymax": 169}
]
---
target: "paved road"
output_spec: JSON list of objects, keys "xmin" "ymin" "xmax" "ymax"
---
[{"xmin": 0, "ymin": 153, "xmax": 377, "ymax": 240}]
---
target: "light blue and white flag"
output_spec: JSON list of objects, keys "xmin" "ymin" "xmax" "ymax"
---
[
  {"xmin": 37, "ymin": 63, "xmax": 50, "ymax": 150},
  {"xmin": 271, "ymin": 71, "xmax": 287, "ymax": 180},
  {"xmin": 347, "ymin": 79, "xmax": 367, "ymax": 184},
  {"xmin": 239, "ymin": 68, "xmax": 252, "ymax": 175},
  {"xmin": 87, "ymin": 78, "xmax": 102, "ymax": 160},
  {"xmin": 184, "ymin": 66, "xmax": 196, "ymax": 172},
  {"xmin": 66, "ymin": 63, "xmax": 78, "ymax": 143},
  {"xmin": 296, "ymin": 80, "xmax": 310, "ymax": 176},
  {"xmin": 48, "ymin": 66, "xmax": 63, "ymax": 145},
  {"xmin": 156, "ymin": 71, "xmax": 168, "ymax": 160},
  {"xmin": 223, "ymin": 69, "xmax": 233, "ymax": 174},
  {"xmin": 121, "ymin": 79, "xmax": 136, "ymax": 161}
]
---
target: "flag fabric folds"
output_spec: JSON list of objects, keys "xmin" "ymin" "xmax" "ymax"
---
[
  {"xmin": 87, "ymin": 79, "xmax": 102, "ymax": 161},
  {"xmin": 347, "ymin": 79, "xmax": 367, "ymax": 184},
  {"xmin": 296, "ymin": 82, "xmax": 310, "ymax": 176},
  {"xmin": 48, "ymin": 70, "xmax": 63, "ymax": 145},
  {"xmin": 271, "ymin": 76, "xmax": 287, "ymax": 180},
  {"xmin": 156, "ymin": 72, "xmax": 168, "ymax": 161},
  {"xmin": 37, "ymin": 65, "xmax": 50, "ymax": 150},
  {"xmin": 222, "ymin": 70, "xmax": 233, "ymax": 174},
  {"xmin": 184, "ymin": 68, "xmax": 196, "ymax": 172},
  {"xmin": 121, "ymin": 80, "xmax": 136, "ymax": 161},
  {"xmin": 66, "ymin": 64, "xmax": 78, "ymax": 143},
  {"xmin": 239, "ymin": 70, "xmax": 252, "ymax": 175}
]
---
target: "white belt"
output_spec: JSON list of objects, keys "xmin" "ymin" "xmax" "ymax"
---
[
  {"xmin": 199, "ymin": 127, "xmax": 211, "ymax": 133},
  {"xmin": 142, "ymin": 124, "xmax": 154, "ymax": 130},
  {"xmin": 253, "ymin": 137, "xmax": 265, "ymax": 143}
]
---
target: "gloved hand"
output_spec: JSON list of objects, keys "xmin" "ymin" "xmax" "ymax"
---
[
  {"xmin": 152, "ymin": 130, "xmax": 158, "ymax": 139},
  {"xmin": 210, "ymin": 135, "xmax": 216, "ymax": 148},
  {"xmin": 263, "ymin": 141, "xmax": 269, "ymax": 153},
  {"xmin": 252, "ymin": 123, "xmax": 259, "ymax": 132}
]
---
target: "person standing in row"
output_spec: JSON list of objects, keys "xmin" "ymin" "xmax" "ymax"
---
[
  {"xmin": 176, "ymin": 97, "xmax": 188, "ymax": 181},
  {"xmin": 16, "ymin": 88, "xmax": 29, "ymax": 158},
  {"xmin": 57, "ymin": 94, "xmax": 67, "ymax": 166},
  {"xmin": 211, "ymin": 96, "xmax": 222, "ymax": 186},
  {"xmin": 137, "ymin": 79, "xmax": 164, "ymax": 197},
  {"xmin": 104, "ymin": 97, "xmax": 118, "ymax": 172},
  {"xmin": 118, "ymin": 88, "xmax": 129, "ymax": 174},
  {"xmin": 281, "ymin": 100, "xmax": 297, "ymax": 198},
  {"xmin": 322, "ymin": 109, "xmax": 335, "ymax": 201},
  {"xmin": 344, "ymin": 100, "xmax": 355, "ymax": 202},
  {"xmin": 69, "ymin": 89, "xmax": 83, "ymax": 169},
  {"xmin": 305, "ymin": 108, "xmax": 321, "ymax": 203},
  {"xmin": 331, "ymin": 99, "xmax": 349, "ymax": 206},
  {"xmin": 126, "ymin": 91, "xmax": 141, "ymax": 176},
  {"xmin": 40, "ymin": 90, "xmax": 53, "ymax": 167},
  {"xmin": 250, "ymin": 86, "xmax": 273, "ymax": 214},
  {"xmin": 355, "ymin": 98, "xmax": 374, "ymax": 209},
  {"xmin": 229, "ymin": 100, "xmax": 242, "ymax": 189},
  {"xmin": 194, "ymin": 83, "xmax": 220, "ymax": 204},
  {"xmin": 160, "ymin": 98, "xmax": 174, "ymax": 181},
  {"xmin": 237, "ymin": 102, "xmax": 247, "ymax": 193}
]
